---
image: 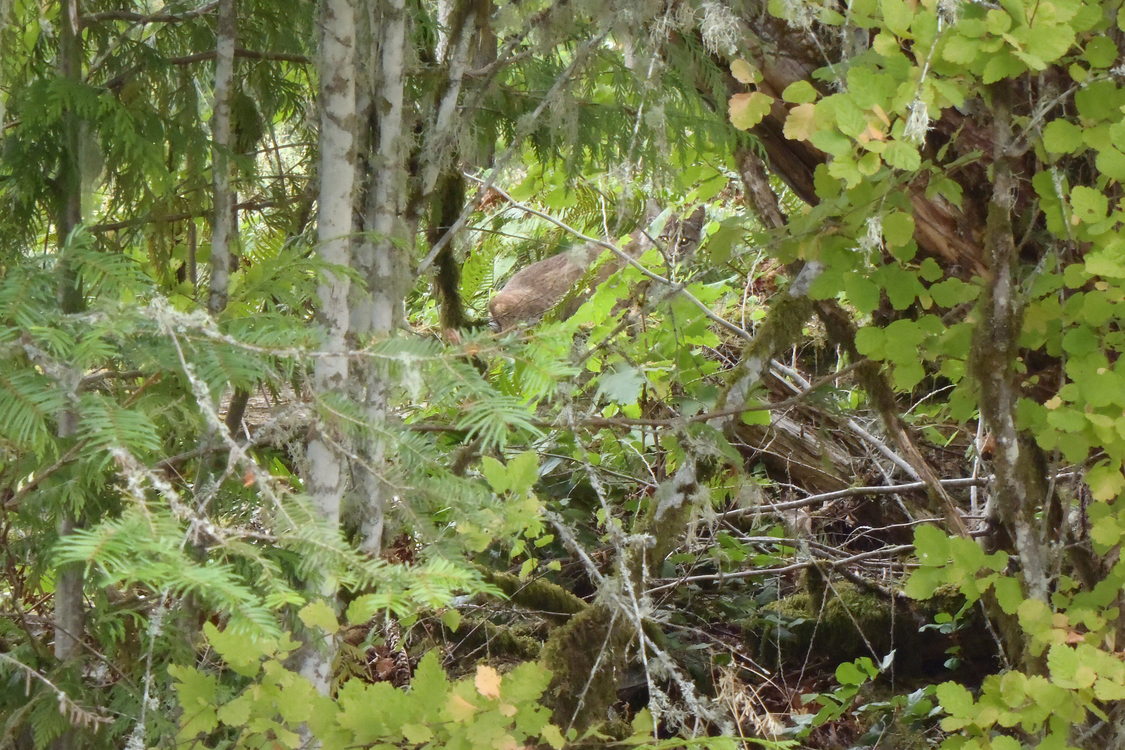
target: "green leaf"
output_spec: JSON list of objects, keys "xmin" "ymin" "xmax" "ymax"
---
[
  {"xmin": 299, "ymin": 600, "xmax": 339, "ymax": 634},
  {"xmin": 1070, "ymin": 186, "xmax": 1107, "ymax": 223},
  {"xmin": 855, "ymin": 326, "xmax": 885, "ymax": 358},
  {"xmin": 1047, "ymin": 644, "xmax": 1082, "ymax": 688},
  {"xmin": 914, "ymin": 524, "xmax": 952, "ymax": 564},
  {"xmin": 983, "ymin": 52, "xmax": 1026, "ymax": 83},
  {"xmin": 991, "ymin": 735, "xmax": 1023, "ymax": 750},
  {"xmin": 843, "ymin": 272, "xmax": 881, "ymax": 314},
  {"xmin": 880, "ymin": 0, "xmax": 914, "ymax": 35},
  {"xmin": 918, "ymin": 257, "xmax": 943, "ymax": 282},
  {"xmin": 942, "ymin": 34, "xmax": 981, "ymax": 64},
  {"xmin": 541, "ymin": 723, "xmax": 566, "ymax": 749},
  {"xmin": 883, "ymin": 140, "xmax": 921, "ymax": 170},
  {"xmin": 1042, "ymin": 119, "xmax": 1083, "ymax": 154},
  {"xmin": 782, "ymin": 80, "xmax": 818, "ymax": 104},
  {"xmin": 903, "ymin": 566, "xmax": 945, "ymax": 599},
  {"xmin": 169, "ymin": 664, "xmax": 220, "ymax": 737},
  {"xmin": 481, "ymin": 456, "xmax": 510, "ymax": 494},
  {"xmin": 413, "ymin": 651, "xmax": 451, "ymax": 705},
  {"xmin": 882, "ymin": 211, "xmax": 915, "ymax": 247},
  {"xmin": 992, "ymin": 576, "xmax": 1024, "ymax": 615},
  {"xmin": 203, "ymin": 622, "xmax": 265, "ymax": 677},
  {"xmin": 441, "ymin": 608, "xmax": 462, "ymax": 632},
  {"xmin": 1086, "ymin": 462, "xmax": 1125, "ymax": 501},
  {"xmin": 1086, "ymin": 242, "xmax": 1125, "ymax": 278},
  {"xmin": 506, "ymin": 451, "xmax": 540, "ymax": 494},
  {"xmin": 835, "ymin": 660, "xmax": 869, "ymax": 685},
  {"xmin": 598, "ymin": 365, "xmax": 647, "ymax": 405},
  {"xmin": 1095, "ymin": 146, "xmax": 1125, "ymax": 181},
  {"xmin": 402, "ymin": 724, "xmax": 434, "ymax": 743},
  {"xmin": 936, "ymin": 681, "xmax": 975, "ymax": 718},
  {"xmin": 930, "ymin": 277, "xmax": 979, "ymax": 307},
  {"xmin": 730, "ymin": 59, "xmax": 761, "ymax": 84},
  {"xmin": 1025, "ymin": 24, "xmax": 1075, "ymax": 63},
  {"xmin": 217, "ymin": 695, "xmax": 252, "ymax": 728},
  {"xmin": 893, "ymin": 360, "xmax": 925, "ymax": 390}
]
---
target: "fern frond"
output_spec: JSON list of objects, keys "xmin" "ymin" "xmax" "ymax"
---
[{"xmin": 0, "ymin": 364, "xmax": 65, "ymax": 454}]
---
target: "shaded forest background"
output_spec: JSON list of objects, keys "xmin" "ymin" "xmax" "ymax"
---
[{"xmin": 1, "ymin": 0, "xmax": 1124, "ymax": 748}]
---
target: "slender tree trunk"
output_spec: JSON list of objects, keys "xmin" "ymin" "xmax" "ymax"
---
[
  {"xmin": 970, "ymin": 85, "xmax": 1051, "ymax": 607},
  {"xmin": 209, "ymin": 0, "xmax": 237, "ymax": 316},
  {"xmin": 0, "ymin": 0, "xmax": 11, "ymax": 128},
  {"xmin": 191, "ymin": 0, "xmax": 238, "ymax": 522},
  {"xmin": 52, "ymin": 4, "xmax": 85, "ymax": 750},
  {"xmin": 347, "ymin": 0, "xmax": 413, "ymax": 557},
  {"xmin": 301, "ymin": 0, "xmax": 357, "ymax": 707},
  {"xmin": 53, "ymin": 0, "xmax": 84, "ymax": 665}
]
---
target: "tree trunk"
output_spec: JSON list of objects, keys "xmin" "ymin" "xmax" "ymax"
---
[
  {"xmin": 301, "ymin": 0, "xmax": 357, "ymax": 709},
  {"xmin": 208, "ymin": 0, "xmax": 236, "ymax": 316},
  {"xmin": 52, "ymin": 4, "xmax": 86, "ymax": 750},
  {"xmin": 347, "ymin": 0, "xmax": 414, "ymax": 557}
]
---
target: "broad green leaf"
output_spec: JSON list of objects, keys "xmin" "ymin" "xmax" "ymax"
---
[
  {"xmin": 1070, "ymin": 186, "xmax": 1107, "ymax": 223},
  {"xmin": 299, "ymin": 600, "xmax": 339, "ymax": 634},
  {"xmin": 880, "ymin": 0, "xmax": 914, "ymax": 35},
  {"xmin": 882, "ymin": 211, "xmax": 915, "ymax": 247},
  {"xmin": 506, "ymin": 451, "xmax": 540, "ymax": 493},
  {"xmin": 914, "ymin": 524, "xmax": 952, "ymax": 564},
  {"xmin": 1086, "ymin": 462, "xmax": 1125, "ymax": 501},
  {"xmin": 835, "ymin": 660, "xmax": 869, "ymax": 685},
  {"xmin": 598, "ymin": 365, "xmax": 646, "ymax": 404},
  {"xmin": 203, "ymin": 622, "xmax": 266, "ymax": 677},
  {"xmin": 481, "ymin": 456, "xmax": 510, "ymax": 493},
  {"xmin": 936, "ymin": 681, "xmax": 975, "ymax": 718},
  {"xmin": 1042, "ymin": 119, "xmax": 1083, "ymax": 154},
  {"xmin": 993, "ymin": 576, "xmax": 1024, "ymax": 615},
  {"xmin": 782, "ymin": 80, "xmax": 818, "ymax": 104},
  {"xmin": 843, "ymin": 272, "xmax": 880, "ymax": 314},
  {"xmin": 943, "ymin": 34, "xmax": 981, "ymax": 64},
  {"xmin": 1095, "ymin": 146, "xmax": 1125, "ymax": 181},
  {"xmin": 1084, "ymin": 37, "xmax": 1119, "ymax": 68},
  {"xmin": 441, "ymin": 608, "xmax": 462, "ymax": 632},
  {"xmin": 883, "ymin": 140, "xmax": 921, "ymax": 170}
]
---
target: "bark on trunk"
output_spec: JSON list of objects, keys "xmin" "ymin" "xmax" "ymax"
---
[
  {"xmin": 52, "ymin": 4, "xmax": 86, "ymax": 749},
  {"xmin": 347, "ymin": 0, "xmax": 414, "ymax": 557},
  {"xmin": 969, "ymin": 85, "xmax": 1051, "ymax": 604},
  {"xmin": 208, "ymin": 0, "xmax": 237, "ymax": 316},
  {"xmin": 53, "ymin": 0, "xmax": 84, "ymax": 666},
  {"xmin": 301, "ymin": 0, "xmax": 357, "ymax": 706}
]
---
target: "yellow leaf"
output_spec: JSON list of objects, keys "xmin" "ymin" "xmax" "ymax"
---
[
  {"xmin": 475, "ymin": 664, "xmax": 502, "ymax": 699},
  {"xmin": 783, "ymin": 103, "xmax": 817, "ymax": 141},
  {"xmin": 447, "ymin": 693, "xmax": 478, "ymax": 722},
  {"xmin": 872, "ymin": 103, "xmax": 891, "ymax": 126},
  {"xmin": 499, "ymin": 702, "xmax": 518, "ymax": 717},
  {"xmin": 728, "ymin": 92, "xmax": 772, "ymax": 130},
  {"xmin": 857, "ymin": 121, "xmax": 887, "ymax": 143},
  {"xmin": 730, "ymin": 59, "xmax": 761, "ymax": 84}
]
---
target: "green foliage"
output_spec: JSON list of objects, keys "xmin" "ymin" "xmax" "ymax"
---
[
  {"xmin": 4, "ymin": 0, "xmax": 1125, "ymax": 746},
  {"xmin": 170, "ymin": 621, "xmax": 567, "ymax": 750}
]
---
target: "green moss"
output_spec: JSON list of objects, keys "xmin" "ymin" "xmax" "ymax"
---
[
  {"xmin": 541, "ymin": 603, "xmax": 631, "ymax": 731},
  {"xmin": 480, "ymin": 569, "xmax": 587, "ymax": 624},
  {"xmin": 750, "ymin": 583, "xmax": 919, "ymax": 665}
]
